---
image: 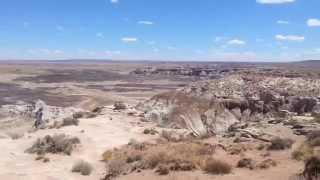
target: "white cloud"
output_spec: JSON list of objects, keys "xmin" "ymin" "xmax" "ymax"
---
[
  {"xmin": 307, "ymin": 18, "xmax": 320, "ymax": 27},
  {"xmin": 110, "ymin": 0, "xmax": 119, "ymax": 4},
  {"xmin": 275, "ymin": 34, "xmax": 305, "ymax": 42},
  {"xmin": 138, "ymin": 21, "xmax": 154, "ymax": 25},
  {"xmin": 257, "ymin": 0, "xmax": 295, "ymax": 4},
  {"xmin": 121, "ymin": 37, "xmax": 138, "ymax": 43},
  {"xmin": 96, "ymin": 32, "xmax": 104, "ymax": 38},
  {"xmin": 227, "ymin": 39, "xmax": 246, "ymax": 45},
  {"xmin": 277, "ymin": 20, "xmax": 290, "ymax": 24}
]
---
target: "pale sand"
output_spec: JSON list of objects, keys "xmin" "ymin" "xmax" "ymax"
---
[{"xmin": 0, "ymin": 106, "xmax": 156, "ymax": 180}]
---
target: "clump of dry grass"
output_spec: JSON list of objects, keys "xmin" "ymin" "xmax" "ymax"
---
[
  {"xmin": 268, "ymin": 137, "xmax": 294, "ymax": 150},
  {"xmin": 202, "ymin": 158, "xmax": 232, "ymax": 174},
  {"xmin": 6, "ymin": 131, "xmax": 24, "ymax": 140},
  {"xmin": 256, "ymin": 159, "xmax": 277, "ymax": 169},
  {"xmin": 312, "ymin": 113, "xmax": 320, "ymax": 124},
  {"xmin": 72, "ymin": 160, "xmax": 93, "ymax": 176},
  {"xmin": 102, "ymin": 140, "xmax": 217, "ymax": 179},
  {"xmin": 61, "ymin": 117, "xmax": 79, "ymax": 127},
  {"xmin": 155, "ymin": 165, "xmax": 170, "ymax": 175},
  {"xmin": 113, "ymin": 101, "xmax": 126, "ymax": 110},
  {"xmin": 35, "ymin": 155, "xmax": 50, "ymax": 163},
  {"xmin": 104, "ymin": 158, "xmax": 128, "ymax": 180},
  {"xmin": 51, "ymin": 116, "xmax": 79, "ymax": 129},
  {"xmin": 302, "ymin": 156, "xmax": 320, "ymax": 180},
  {"xmin": 291, "ymin": 131, "xmax": 320, "ymax": 162},
  {"xmin": 307, "ymin": 131, "xmax": 320, "ymax": 147},
  {"xmin": 25, "ymin": 134, "xmax": 80, "ymax": 155},
  {"xmin": 237, "ymin": 158, "xmax": 256, "ymax": 170},
  {"xmin": 292, "ymin": 144, "xmax": 314, "ymax": 161}
]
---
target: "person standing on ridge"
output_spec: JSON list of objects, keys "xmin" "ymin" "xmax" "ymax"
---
[{"xmin": 34, "ymin": 107, "xmax": 43, "ymax": 129}]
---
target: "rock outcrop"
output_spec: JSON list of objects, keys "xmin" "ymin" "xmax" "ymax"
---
[
  {"xmin": 0, "ymin": 99, "xmax": 81, "ymax": 130},
  {"xmin": 137, "ymin": 74, "xmax": 320, "ymax": 137}
]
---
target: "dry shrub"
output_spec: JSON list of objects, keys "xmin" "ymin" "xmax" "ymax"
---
[
  {"xmin": 268, "ymin": 137, "xmax": 294, "ymax": 150},
  {"xmin": 25, "ymin": 134, "xmax": 80, "ymax": 155},
  {"xmin": 312, "ymin": 113, "xmax": 320, "ymax": 124},
  {"xmin": 113, "ymin": 101, "xmax": 126, "ymax": 110},
  {"xmin": 72, "ymin": 160, "xmax": 93, "ymax": 176},
  {"xmin": 307, "ymin": 131, "xmax": 320, "ymax": 147},
  {"xmin": 73, "ymin": 111, "xmax": 97, "ymax": 119},
  {"xmin": 237, "ymin": 158, "xmax": 256, "ymax": 170},
  {"xmin": 155, "ymin": 165, "xmax": 170, "ymax": 175},
  {"xmin": 302, "ymin": 156, "xmax": 320, "ymax": 180},
  {"xmin": 35, "ymin": 155, "xmax": 50, "ymax": 163},
  {"xmin": 6, "ymin": 131, "xmax": 24, "ymax": 140},
  {"xmin": 51, "ymin": 117, "xmax": 79, "ymax": 129},
  {"xmin": 105, "ymin": 158, "xmax": 127, "ymax": 179},
  {"xmin": 161, "ymin": 130, "xmax": 194, "ymax": 142},
  {"xmin": 102, "ymin": 140, "xmax": 217, "ymax": 179},
  {"xmin": 307, "ymin": 131, "xmax": 320, "ymax": 141},
  {"xmin": 61, "ymin": 117, "xmax": 79, "ymax": 127},
  {"xmin": 143, "ymin": 128, "xmax": 158, "ymax": 135},
  {"xmin": 257, "ymin": 159, "xmax": 277, "ymax": 169},
  {"xmin": 292, "ymin": 144, "xmax": 314, "ymax": 161},
  {"xmin": 291, "ymin": 131, "xmax": 320, "ymax": 161},
  {"xmin": 202, "ymin": 158, "xmax": 232, "ymax": 174}
]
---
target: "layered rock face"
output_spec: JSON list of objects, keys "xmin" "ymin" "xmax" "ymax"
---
[
  {"xmin": 137, "ymin": 74, "xmax": 320, "ymax": 137},
  {"xmin": 0, "ymin": 100, "xmax": 80, "ymax": 129}
]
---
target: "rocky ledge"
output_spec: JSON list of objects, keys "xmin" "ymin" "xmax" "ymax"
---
[{"xmin": 137, "ymin": 74, "xmax": 320, "ymax": 137}]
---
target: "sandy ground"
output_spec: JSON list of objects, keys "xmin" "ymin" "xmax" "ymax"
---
[{"xmin": 0, "ymin": 106, "xmax": 156, "ymax": 180}]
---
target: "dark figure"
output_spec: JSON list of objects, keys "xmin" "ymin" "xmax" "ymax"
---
[{"xmin": 34, "ymin": 108, "xmax": 43, "ymax": 129}]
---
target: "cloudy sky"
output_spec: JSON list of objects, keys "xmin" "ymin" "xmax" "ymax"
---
[{"xmin": 0, "ymin": 0, "xmax": 320, "ymax": 61}]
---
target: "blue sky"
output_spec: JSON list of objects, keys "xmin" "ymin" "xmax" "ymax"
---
[{"xmin": 0, "ymin": 0, "xmax": 320, "ymax": 61}]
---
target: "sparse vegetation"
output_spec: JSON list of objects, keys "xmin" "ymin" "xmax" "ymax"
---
[
  {"xmin": 203, "ymin": 158, "xmax": 232, "ymax": 174},
  {"xmin": 6, "ymin": 131, "xmax": 24, "ymax": 140},
  {"xmin": 102, "ymin": 140, "xmax": 217, "ymax": 179},
  {"xmin": 156, "ymin": 165, "xmax": 170, "ymax": 175},
  {"xmin": 25, "ymin": 134, "xmax": 80, "ymax": 155},
  {"xmin": 307, "ymin": 131, "xmax": 320, "ymax": 147},
  {"xmin": 257, "ymin": 159, "xmax": 277, "ymax": 169},
  {"xmin": 302, "ymin": 156, "xmax": 320, "ymax": 180},
  {"xmin": 312, "ymin": 113, "xmax": 320, "ymax": 124},
  {"xmin": 35, "ymin": 155, "xmax": 50, "ymax": 163},
  {"xmin": 51, "ymin": 116, "xmax": 79, "ymax": 129},
  {"xmin": 61, "ymin": 117, "xmax": 79, "ymax": 126},
  {"xmin": 113, "ymin": 101, "xmax": 126, "ymax": 110},
  {"xmin": 291, "ymin": 131, "xmax": 320, "ymax": 162},
  {"xmin": 72, "ymin": 160, "xmax": 93, "ymax": 176},
  {"xmin": 292, "ymin": 144, "xmax": 314, "ymax": 161},
  {"xmin": 237, "ymin": 158, "xmax": 256, "ymax": 170},
  {"xmin": 268, "ymin": 137, "xmax": 294, "ymax": 150},
  {"xmin": 143, "ymin": 128, "xmax": 158, "ymax": 135}
]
